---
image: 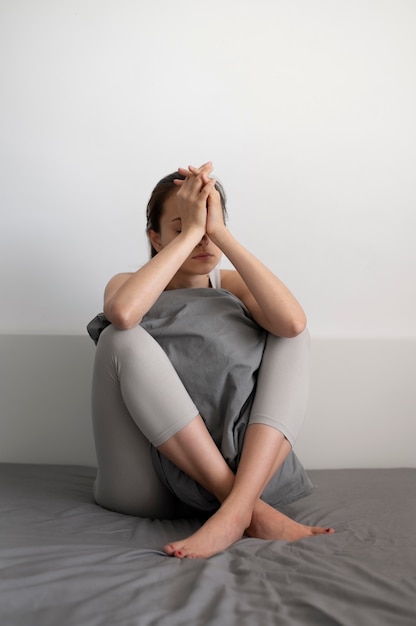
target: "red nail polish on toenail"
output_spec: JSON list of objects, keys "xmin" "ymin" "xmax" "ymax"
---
[{"xmin": 177, "ymin": 550, "xmax": 182, "ymax": 556}]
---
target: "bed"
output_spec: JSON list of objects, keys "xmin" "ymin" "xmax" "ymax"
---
[{"xmin": 1, "ymin": 463, "xmax": 415, "ymax": 626}]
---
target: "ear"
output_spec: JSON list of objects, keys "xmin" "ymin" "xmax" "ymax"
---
[{"xmin": 148, "ymin": 229, "xmax": 162, "ymax": 252}]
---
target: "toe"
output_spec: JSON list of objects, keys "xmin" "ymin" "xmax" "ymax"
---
[
  {"xmin": 312, "ymin": 526, "xmax": 335, "ymax": 536},
  {"xmin": 163, "ymin": 543, "xmax": 178, "ymax": 556},
  {"xmin": 174, "ymin": 549, "xmax": 185, "ymax": 559}
]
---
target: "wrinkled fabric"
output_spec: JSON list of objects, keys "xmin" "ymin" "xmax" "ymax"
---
[{"xmin": 2, "ymin": 464, "xmax": 416, "ymax": 626}]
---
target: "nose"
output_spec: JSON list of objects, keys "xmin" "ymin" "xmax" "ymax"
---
[{"xmin": 198, "ymin": 234, "xmax": 209, "ymax": 246}]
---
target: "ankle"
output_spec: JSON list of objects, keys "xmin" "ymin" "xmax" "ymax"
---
[{"xmin": 221, "ymin": 494, "xmax": 254, "ymax": 531}]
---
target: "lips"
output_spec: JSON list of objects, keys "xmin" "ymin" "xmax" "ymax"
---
[
  {"xmin": 193, "ymin": 253, "xmax": 213, "ymax": 260},
  {"xmin": 192, "ymin": 252, "xmax": 214, "ymax": 259}
]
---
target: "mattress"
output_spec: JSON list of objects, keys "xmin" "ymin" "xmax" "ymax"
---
[{"xmin": 1, "ymin": 464, "xmax": 415, "ymax": 626}]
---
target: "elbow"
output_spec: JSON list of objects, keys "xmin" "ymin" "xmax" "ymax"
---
[
  {"xmin": 267, "ymin": 316, "xmax": 307, "ymax": 339},
  {"xmin": 284, "ymin": 315, "xmax": 308, "ymax": 338},
  {"xmin": 113, "ymin": 318, "xmax": 140, "ymax": 331},
  {"xmin": 105, "ymin": 306, "xmax": 142, "ymax": 331}
]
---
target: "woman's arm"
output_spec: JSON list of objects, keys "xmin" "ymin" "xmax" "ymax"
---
[
  {"xmin": 103, "ymin": 229, "xmax": 203, "ymax": 329},
  {"xmin": 204, "ymin": 182, "xmax": 306, "ymax": 338},
  {"xmin": 219, "ymin": 246, "xmax": 306, "ymax": 338},
  {"xmin": 104, "ymin": 173, "xmax": 215, "ymax": 329}
]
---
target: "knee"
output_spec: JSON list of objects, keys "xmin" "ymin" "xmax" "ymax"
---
[
  {"xmin": 265, "ymin": 326, "xmax": 310, "ymax": 351},
  {"xmin": 283, "ymin": 326, "xmax": 310, "ymax": 345},
  {"xmin": 99, "ymin": 323, "xmax": 153, "ymax": 355},
  {"xmin": 94, "ymin": 325, "xmax": 158, "ymax": 376},
  {"xmin": 295, "ymin": 326, "xmax": 311, "ymax": 347}
]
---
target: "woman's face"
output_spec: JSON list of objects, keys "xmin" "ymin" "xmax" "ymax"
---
[{"xmin": 149, "ymin": 190, "xmax": 222, "ymax": 280}]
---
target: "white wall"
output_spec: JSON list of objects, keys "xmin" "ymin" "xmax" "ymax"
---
[
  {"xmin": 1, "ymin": 0, "xmax": 415, "ymax": 338},
  {"xmin": 0, "ymin": 2, "xmax": 415, "ymax": 468}
]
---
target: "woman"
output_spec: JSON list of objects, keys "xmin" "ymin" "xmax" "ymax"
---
[{"xmin": 90, "ymin": 161, "xmax": 334, "ymax": 559}]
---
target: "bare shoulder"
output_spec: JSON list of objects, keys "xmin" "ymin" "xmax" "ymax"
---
[
  {"xmin": 220, "ymin": 269, "xmax": 260, "ymax": 320},
  {"xmin": 220, "ymin": 269, "xmax": 247, "ymax": 298}
]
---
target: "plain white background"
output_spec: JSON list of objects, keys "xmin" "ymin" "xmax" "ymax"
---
[
  {"xmin": 0, "ymin": 1, "xmax": 415, "ymax": 468},
  {"xmin": 1, "ymin": 0, "xmax": 415, "ymax": 338}
]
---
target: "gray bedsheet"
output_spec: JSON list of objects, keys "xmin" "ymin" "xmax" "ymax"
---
[{"xmin": 1, "ymin": 464, "xmax": 415, "ymax": 626}]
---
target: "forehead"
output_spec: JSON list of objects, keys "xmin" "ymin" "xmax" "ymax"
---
[{"xmin": 161, "ymin": 189, "xmax": 179, "ymax": 220}]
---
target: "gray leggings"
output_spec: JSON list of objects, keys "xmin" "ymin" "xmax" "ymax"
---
[{"xmin": 91, "ymin": 325, "xmax": 310, "ymax": 518}]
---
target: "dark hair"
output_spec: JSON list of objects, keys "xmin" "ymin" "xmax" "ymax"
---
[{"xmin": 146, "ymin": 171, "xmax": 228, "ymax": 258}]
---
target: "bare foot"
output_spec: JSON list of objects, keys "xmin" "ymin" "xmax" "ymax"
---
[
  {"xmin": 163, "ymin": 499, "xmax": 334, "ymax": 559},
  {"xmin": 246, "ymin": 499, "xmax": 335, "ymax": 541},
  {"xmin": 163, "ymin": 500, "xmax": 251, "ymax": 559}
]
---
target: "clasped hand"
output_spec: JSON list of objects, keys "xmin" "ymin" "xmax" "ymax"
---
[{"xmin": 174, "ymin": 162, "xmax": 226, "ymax": 242}]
